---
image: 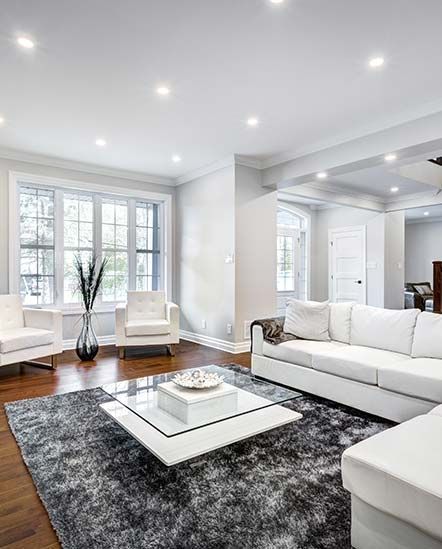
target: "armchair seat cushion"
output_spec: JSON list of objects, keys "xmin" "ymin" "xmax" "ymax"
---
[
  {"xmin": 125, "ymin": 319, "xmax": 171, "ymax": 337},
  {"xmin": 0, "ymin": 327, "xmax": 54, "ymax": 354}
]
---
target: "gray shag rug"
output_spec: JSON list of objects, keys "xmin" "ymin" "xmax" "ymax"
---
[{"xmin": 5, "ymin": 365, "xmax": 392, "ymax": 549}]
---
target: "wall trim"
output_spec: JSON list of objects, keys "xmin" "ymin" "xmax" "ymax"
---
[
  {"xmin": 62, "ymin": 332, "xmax": 250, "ymax": 354},
  {"xmin": 175, "ymin": 155, "xmax": 235, "ymax": 186},
  {"xmin": 0, "ymin": 146, "xmax": 175, "ymax": 187},
  {"xmin": 63, "ymin": 334, "xmax": 116, "ymax": 351},
  {"xmin": 179, "ymin": 330, "xmax": 250, "ymax": 354}
]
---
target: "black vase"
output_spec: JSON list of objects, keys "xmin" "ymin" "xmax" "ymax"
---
[{"xmin": 76, "ymin": 312, "xmax": 99, "ymax": 361}]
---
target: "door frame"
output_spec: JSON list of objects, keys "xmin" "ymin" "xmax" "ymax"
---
[{"xmin": 328, "ymin": 225, "xmax": 367, "ymax": 304}]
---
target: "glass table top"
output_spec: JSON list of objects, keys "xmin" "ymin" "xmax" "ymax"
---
[{"xmin": 101, "ymin": 365, "xmax": 302, "ymax": 437}]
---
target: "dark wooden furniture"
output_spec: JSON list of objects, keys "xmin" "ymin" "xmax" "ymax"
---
[{"xmin": 433, "ymin": 261, "xmax": 442, "ymax": 314}]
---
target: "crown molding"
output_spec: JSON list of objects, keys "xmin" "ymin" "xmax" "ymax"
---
[
  {"xmin": 384, "ymin": 189, "xmax": 436, "ymax": 205},
  {"xmin": 0, "ymin": 146, "xmax": 175, "ymax": 187},
  {"xmin": 302, "ymin": 180, "xmax": 384, "ymax": 205},
  {"xmin": 234, "ymin": 154, "xmax": 263, "ymax": 169},
  {"xmin": 175, "ymin": 155, "xmax": 236, "ymax": 186}
]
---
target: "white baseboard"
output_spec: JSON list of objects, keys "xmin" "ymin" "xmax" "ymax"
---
[
  {"xmin": 179, "ymin": 330, "xmax": 250, "ymax": 354},
  {"xmin": 63, "ymin": 335, "xmax": 116, "ymax": 351},
  {"xmin": 62, "ymin": 332, "xmax": 250, "ymax": 354}
]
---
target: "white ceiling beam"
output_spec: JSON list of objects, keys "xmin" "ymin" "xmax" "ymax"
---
[
  {"xmin": 281, "ymin": 183, "xmax": 385, "ymax": 212},
  {"xmin": 261, "ymin": 111, "xmax": 442, "ymax": 189},
  {"xmin": 385, "ymin": 190, "xmax": 442, "ymax": 212}
]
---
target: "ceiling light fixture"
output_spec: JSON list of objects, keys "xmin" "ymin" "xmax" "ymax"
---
[
  {"xmin": 172, "ymin": 155, "xmax": 182, "ymax": 163},
  {"xmin": 0, "ymin": 116, "xmax": 4, "ymax": 126},
  {"xmin": 269, "ymin": 0, "xmax": 285, "ymax": 4},
  {"xmin": 95, "ymin": 138, "xmax": 107, "ymax": 147},
  {"xmin": 368, "ymin": 56, "xmax": 385, "ymax": 68},
  {"xmin": 424, "ymin": 211, "xmax": 430, "ymax": 216},
  {"xmin": 17, "ymin": 36, "xmax": 35, "ymax": 49},
  {"xmin": 156, "ymin": 86, "xmax": 171, "ymax": 96},
  {"xmin": 317, "ymin": 172, "xmax": 328, "ymax": 180},
  {"xmin": 384, "ymin": 153, "xmax": 397, "ymax": 162},
  {"xmin": 247, "ymin": 117, "xmax": 259, "ymax": 127},
  {"xmin": 390, "ymin": 186, "xmax": 399, "ymax": 193}
]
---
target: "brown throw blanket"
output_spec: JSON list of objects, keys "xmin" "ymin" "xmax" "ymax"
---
[{"xmin": 250, "ymin": 316, "xmax": 297, "ymax": 351}]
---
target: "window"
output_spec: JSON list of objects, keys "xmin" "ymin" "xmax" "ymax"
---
[
  {"xmin": 19, "ymin": 187, "xmax": 55, "ymax": 305},
  {"xmin": 277, "ymin": 207, "xmax": 308, "ymax": 300},
  {"xmin": 16, "ymin": 180, "xmax": 167, "ymax": 308},
  {"xmin": 136, "ymin": 202, "xmax": 160, "ymax": 291}
]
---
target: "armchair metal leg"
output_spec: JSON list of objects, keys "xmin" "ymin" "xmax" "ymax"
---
[
  {"xmin": 167, "ymin": 344, "xmax": 176, "ymax": 357},
  {"xmin": 119, "ymin": 347, "xmax": 125, "ymax": 359},
  {"xmin": 23, "ymin": 354, "xmax": 58, "ymax": 370}
]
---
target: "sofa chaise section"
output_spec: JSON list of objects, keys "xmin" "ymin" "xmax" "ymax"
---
[{"xmin": 342, "ymin": 407, "xmax": 442, "ymax": 549}]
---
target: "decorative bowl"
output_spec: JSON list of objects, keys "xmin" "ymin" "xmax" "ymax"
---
[{"xmin": 172, "ymin": 369, "xmax": 224, "ymax": 390}]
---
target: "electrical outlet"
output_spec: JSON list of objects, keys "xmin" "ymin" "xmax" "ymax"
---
[
  {"xmin": 201, "ymin": 319, "xmax": 207, "ymax": 329},
  {"xmin": 227, "ymin": 323, "xmax": 233, "ymax": 335}
]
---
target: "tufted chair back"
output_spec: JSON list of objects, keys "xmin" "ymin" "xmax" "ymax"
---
[
  {"xmin": 127, "ymin": 291, "xmax": 166, "ymax": 321},
  {"xmin": 0, "ymin": 295, "xmax": 25, "ymax": 331}
]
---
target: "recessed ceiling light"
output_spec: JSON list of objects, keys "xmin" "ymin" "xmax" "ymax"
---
[
  {"xmin": 390, "ymin": 186, "xmax": 399, "ymax": 193},
  {"xmin": 17, "ymin": 36, "xmax": 35, "ymax": 49},
  {"xmin": 247, "ymin": 117, "xmax": 259, "ymax": 127},
  {"xmin": 384, "ymin": 153, "xmax": 397, "ymax": 162},
  {"xmin": 368, "ymin": 56, "xmax": 385, "ymax": 68},
  {"xmin": 269, "ymin": 0, "xmax": 284, "ymax": 3},
  {"xmin": 424, "ymin": 211, "xmax": 430, "ymax": 216},
  {"xmin": 317, "ymin": 172, "xmax": 328, "ymax": 180},
  {"xmin": 156, "ymin": 86, "xmax": 171, "ymax": 96},
  {"xmin": 0, "ymin": 116, "xmax": 4, "ymax": 126},
  {"xmin": 172, "ymin": 155, "xmax": 182, "ymax": 163},
  {"xmin": 95, "ymin": 138, "xmax": 106, "ymax": 147}
]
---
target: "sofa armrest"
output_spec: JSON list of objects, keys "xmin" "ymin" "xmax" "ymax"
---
[
  {"xmin": 115, "ymin": 303, "xmax": 127, "ymax": 346},
  {"xmin": 23, "ymin": 308, "xmax": 63, "ymax": 351},
  {"xmin": 166, "ymin": 302, "xmax": 180, "ymax": 333},
  {"xmin": 252, "ymin": 324, "xmax": 264, "ymax": 355}
]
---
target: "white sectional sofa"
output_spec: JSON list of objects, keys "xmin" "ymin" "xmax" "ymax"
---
[
  {"xmin": 252, "ymin": 304, "xmax": 442, "ymax": 422},
  {"xmin": 342, "ymin": 404, "xmax": 442, "ymax": 549}
]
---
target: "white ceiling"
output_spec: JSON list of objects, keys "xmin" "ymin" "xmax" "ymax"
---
[{"xmin": 2, "ymin": 0, "xmax": 442, "ymax": 178}]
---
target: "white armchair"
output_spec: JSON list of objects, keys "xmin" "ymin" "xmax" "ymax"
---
[
  {"xmin": 0, "ymin": 295, "xmax": 63, "ymax": 369},
  {"xmin": 115, "ymin": 291, "xmax": 179, "ymax": 358}
]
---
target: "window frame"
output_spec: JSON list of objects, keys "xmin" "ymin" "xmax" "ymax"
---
[{"xmin": 9, "ymin": 171, "xmax": 173, "ymax": 314}]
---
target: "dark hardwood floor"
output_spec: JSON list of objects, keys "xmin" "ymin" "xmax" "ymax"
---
[{"xmin": 0, "ymin": 341, "xmax": 250, "ymax": 549}]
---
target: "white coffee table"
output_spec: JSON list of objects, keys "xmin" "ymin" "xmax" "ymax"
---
[{"xmin": 100, "ymin": 365, "xmax": 303, "ymax": 466}]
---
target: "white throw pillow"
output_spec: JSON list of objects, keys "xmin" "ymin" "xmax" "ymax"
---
[
  {"xmin": 284, "ymin": 299, "xmax": 330, "ymax": 341},
  {"xmin": 329, "ymin": 302, "xmax": 354, "ymax": 344},
  {"xmin": 412, "ymin": 312, "xmax": 442, "ymax": 359},
  {"xmin": 351, "ymin": 305, "xmax": 420, "ymax": 356}
]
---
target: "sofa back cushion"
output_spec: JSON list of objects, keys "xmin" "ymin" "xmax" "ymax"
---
[
  {"xmin": 284, "ymin": 299, "xmax": 330, "ymax": 341},
  {"xmin": 127, "ymin": 291, "xmax": 166, "ymax": 321},
  {"xmin": 0, "ymin": 295, "xmax": 24, "ymax": 331},
  {"xmin": 412, "ymin": 312, "xmax": 442, "ymax": 359},
  {"xmin": 329, "ymin": 302, "xmax": 354, "ymax": 344},
  {"xmin": 351, "ymin": 305, "xmax": 419, "ymax": 355}
]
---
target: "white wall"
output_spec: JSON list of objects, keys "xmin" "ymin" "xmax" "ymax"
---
[
  {"xmin": 312, "ymin": 206, "xmax": 385, "ymax": 307},
  {"xmin": 235, "ymin": 165, "xmax": 277, "ymax": 342},
  {"xmin": 405, "ymin": 220, "xmax": 442, "ymax": 283},
  {"xmin": 0, "ymin": 157, "xmax": 175, "ymax": 341},
  {"xmin": 175, "ymin": 166, "xmax": 236, "ymax": 343},
  {"xmin": 384, "ymin": 210, "xmax": 405, "ymax": 309}
]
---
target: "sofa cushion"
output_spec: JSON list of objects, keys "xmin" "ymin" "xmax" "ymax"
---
[
  {"xmin": 378, "ymin": 358, "xmax": 442, "ymax": 403},
  {"xmin": 329, "ymin": 302, "xmax": 354, "ymax": 344},
  {"xmin": 312, "ymin": 345, "xmax": 409, "ymax": 385},
  {"xmin": 262, "ymin": 339, "xmax": 346, "ymax": 368},
  {"xmin": 342, "ymin": 415, "xmax": 442, "ymax": 541},
  {"xmin": 127, "ymin": 291, "xmax": 166, "ymax": 321},
  {"xmin": 351, "ymin": 305, "xmax": 420, "ymax": 355},
  {"xmin": 0, "ymin": 327, "xmax": 54, "ymax": 354},
  {"xmin": 284, "ymin": 299, "xmax": 330, "ymax": 341},
  {"xmin": 125, "ymin": 319, "xmax": 171, "ymax": 337},
  {"xmin": 412, "ymin": 312, "xmax": 442, "ymax": 359}
]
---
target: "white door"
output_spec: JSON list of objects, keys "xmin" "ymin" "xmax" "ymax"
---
[{"xmin": 329, "ymin": 226, "xmax": 366, "ymax": 304}]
